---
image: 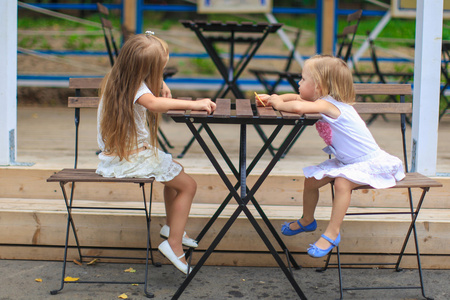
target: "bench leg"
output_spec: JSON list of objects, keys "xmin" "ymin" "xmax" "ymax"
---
[
  {"xmin": 394, "ymin": 188, "xmax": 433, "ymax": 300},
  {"xmin": 50, "ymin": 181, "xmax": 158, "ymax": 298},
  {"xmin": 142, "ymin": 182, "xmax": 157, "ymax": 298},
  {"xmin": 321, "ymin": 187, "xmax": 434, "ymax": 299},
  {"xmin": 50, "ymin": 181, "xmax": 82, "ymax": 295}
]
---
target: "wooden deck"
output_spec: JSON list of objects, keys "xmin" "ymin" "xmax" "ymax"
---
[{"xmin": 0, "ymin": 106, "xmax": 449, "ymax": 268}]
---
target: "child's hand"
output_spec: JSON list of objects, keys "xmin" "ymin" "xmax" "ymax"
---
[
  {"xmin": 161, "ymin": 81, "xmax": 172, "ymax": 98},
  {"xmin": 267, "ymin": 94, "xmax": 283, "ymax": 109},
  {"xmin": 194, "ymin": 98, "xmax": 216, "ymax": 114},
  {"xmin": 255, "ymin": 93, "xmax": 270, "ymax": 107}
]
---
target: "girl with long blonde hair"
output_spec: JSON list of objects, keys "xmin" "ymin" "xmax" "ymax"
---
[
  {"xmin": 97, "ymin": 33, "xmax": 216, "ymax": 274},
  {"xmin": 256, "ymin": 55, "xmax": 404, "ymax": 258}
]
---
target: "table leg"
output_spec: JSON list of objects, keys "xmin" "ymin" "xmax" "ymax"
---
[
  {"xmin": 192, "ymin": 123, "xmax": 299, "ymax": 269},
  {"xmin": 174, "ymin": 120, "xmax": 308, "ymax": 299}
]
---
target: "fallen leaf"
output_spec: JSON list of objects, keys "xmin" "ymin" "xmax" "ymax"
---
[
  {"xmin": 118, "ymin": 293, "xmax": 128, "ymax": 299},
  {"xmin": 131, "ymin": 283, "xmax": 139, "ymax": 286},
  {"xmin": 87, "ymin": 258, "xmax": 99, "ymax": 265},
  {"xmin": 35, "ymin": 278, "xmax": 43, "ymax": 282},
  {"xmin": 124, "ymin": 267, "xmax": 136, "ymax": 273},
  {"xmin": 73, "ymin": 259, "xmax": 82, "ymax": 266},
  {"xmin": 64, "ymin": 276, "xmax": 79, "ymax": 282}
]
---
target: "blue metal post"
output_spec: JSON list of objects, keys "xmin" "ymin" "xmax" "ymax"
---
[
  {"xmin": 316, "ymin": 0, "xmax": 323, "ymax": 54},
  {"xmin": 136, "ymin": 0, "xmax": 143, "ymax": 34}
]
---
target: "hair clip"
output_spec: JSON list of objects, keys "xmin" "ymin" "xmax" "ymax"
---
[{"xmin": 145, "ymin": 30, "xmax": 155, "ymax": 37}]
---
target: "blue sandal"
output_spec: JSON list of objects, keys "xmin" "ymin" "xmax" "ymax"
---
[
  {"xmin": 307, "ymin": 233, "xmax": 341, "ymax": 258},
  {"xmin": 281, "ymin": 219, "xmax": 317, "ymax": 236}
]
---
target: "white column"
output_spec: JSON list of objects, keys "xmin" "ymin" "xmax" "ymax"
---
[
  {"xmin": 411, "ymin": 0, "xmax": 443, "ymax": 176},
  {"xmin": 0, "ymin": 0, "xmax": 18, "ymax": 165}
]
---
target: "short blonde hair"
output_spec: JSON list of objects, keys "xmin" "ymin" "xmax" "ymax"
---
[{"xmin": 305, "ymin": 55, "xmax": 355, "ymax": 103}]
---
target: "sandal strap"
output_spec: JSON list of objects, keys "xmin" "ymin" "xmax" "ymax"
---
[
  {"xmin": 321, "ymin": 234, "xmax": 337, "ymax": 246},
  {"xmin": 296, "ymin": 220, "xmax": 306, "ymax": 230},
  {"xmin": 177, "ymin": 253, "xmax": 186, "ymax": 260}
]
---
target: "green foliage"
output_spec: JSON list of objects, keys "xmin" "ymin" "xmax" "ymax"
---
[
  {"xmin": 18, "ymin": 7, "xmax": 447, "ymax": 56},
  {"xmin": 64, "ymin": 34, "xmax": 95, "ymax": 51},
  {"xmin": 190, "ymin": 58, "xmax": 217, "ymax": 75}
]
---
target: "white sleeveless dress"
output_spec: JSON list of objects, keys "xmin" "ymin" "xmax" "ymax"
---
[
  {"xmin": 96, "ymin": 82, "xmax": 182, "ymax": 182},
  {"xmin": 303, "ymin": 96, "xmax": 405, "ymax": 189}
]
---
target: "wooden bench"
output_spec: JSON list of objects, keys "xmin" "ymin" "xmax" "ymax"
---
[
  {"xmin": 320, "ymin": 83, "xmax": 442, "ymax": 299},
  {"xmin": 47, "ymin": 77, "xmax": 158, "ymax": 298}
]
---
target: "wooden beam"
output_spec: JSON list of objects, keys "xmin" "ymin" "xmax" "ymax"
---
[
  {"xmin": 123, "ymin": 0, "xmax": 137, "ymax": 34},
  {"xmin": 321, "ymin": 0, "xmax": 335, "ymax": 55},
  {"xmin": 1, "ymin": 202, "xmax": 449, "ymax": 268}
]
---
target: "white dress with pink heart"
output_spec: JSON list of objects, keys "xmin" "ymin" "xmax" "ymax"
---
[{"xmin": 303, "ymin": 96, "xmax": 405, "ymax": 189}]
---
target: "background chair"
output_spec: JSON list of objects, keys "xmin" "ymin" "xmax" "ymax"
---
[
  {"xmin": 336, "ymin": 9, "xmax": 363, "ymax": 63},
  {"xmin": 366, "ymin": 37, "xmax": 414, "ymax": 85},
  {"xmin": 97, "ymin": 2, "xmax": 120, "ymax": 67},
  {"xmin": 362, "ymin": 36, "xmax": 414, "ymax": 125},
  {"xmin": 282, "ymin": 10, "xmax": 364, "ymax": 93}
]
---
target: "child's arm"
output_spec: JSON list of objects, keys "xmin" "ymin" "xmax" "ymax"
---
[
  {"xmin": 256, "ymin": 93, "xmax": 300, "ymax": 106},
  {"xmin": 268, "ymin": 97, "xmax": 340, "ymax": 118},
  {"xmin": 137, "ymin": 93, "xmax": 216, "ymax": 114}
]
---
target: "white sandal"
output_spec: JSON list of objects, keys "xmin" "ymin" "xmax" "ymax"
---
[
  {"xmin": 158, "ymin": 240, "xmax": 192, "ymax": 275},
  {"xmin": 160, "ymin": 225, "xmax": 198, "ymax": 248}
]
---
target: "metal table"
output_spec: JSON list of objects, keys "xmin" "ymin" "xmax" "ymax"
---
[{"xmin": 167, "ymin": 98, "xmax": 319, "ymax": 299}]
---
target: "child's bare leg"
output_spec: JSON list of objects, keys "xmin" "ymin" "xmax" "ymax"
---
[
  {"xmin": 289, "ymin": 176, "xmax": 333, "ymax": 231},
  {"xmin": 162, "ymin": 170, "xmax": 197, "ymax": 263},
  {"xmin": 314, "ymin": 177, "xmax": 360, "ymax": 249},
  {"xmin": 163, "ymin": 185, "xmax": 176, "ymax": 227},
  {"xmin": 164, "ymin": 182, "xmax": 194, "ymax": 240}
]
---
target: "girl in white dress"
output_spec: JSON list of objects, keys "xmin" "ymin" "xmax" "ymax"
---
[
  {"xmin": 256, "ymin": 55, "xmax": 405, "ymax": 258},
  {"xmin": 96, "ymin": 33, "xmax": 216, "ymax": 273}
]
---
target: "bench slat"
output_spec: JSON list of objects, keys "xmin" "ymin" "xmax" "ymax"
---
[
  {"xmin": 354, "ymin": 172, "xmax": 442, "ymax": 190},
  {"xmin": 353, "ymin": 102, "xmax": 412, "ymax": 114},
  {"xmin": 68, "ymin": 97, "xmax": 100, "ymax": 108},
  {"xmin": 47, "ymin": 169, "xmax": 154, "ymax": 184},
  {"xmin": 354, "ymin": 83, "xmax": 412, "ymax": 96}
]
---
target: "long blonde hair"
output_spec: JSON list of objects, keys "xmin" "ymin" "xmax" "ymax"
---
[
  {"xmin": 99, "ymin": 34, "xmax": 169, "ymax": 160},
  {"xmin": 306, "ymin": 55, "xmax": 355, "ymax": 103}
]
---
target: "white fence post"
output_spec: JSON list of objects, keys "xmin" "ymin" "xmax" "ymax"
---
[
  {"xmin": 0, "ymin": 0, "xmax": 18, "ymax": 166},
  {"xmin": 411, "ymin": 0, "xmax": 443, "ymax": 176}
]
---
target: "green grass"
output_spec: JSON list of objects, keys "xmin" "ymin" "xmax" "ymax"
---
[{"xmin": 19, "ymin": 10, "xmax": 450, "ymax": 50}]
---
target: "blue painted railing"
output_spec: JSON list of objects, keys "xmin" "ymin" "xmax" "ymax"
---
[{"xmin": 18, "ymin": 2, "xmax": 387, "ymax": 87}]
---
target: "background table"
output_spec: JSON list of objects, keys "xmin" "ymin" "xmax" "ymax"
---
[
  {"xmin": 180, "ymin": 20, "xmax": 282, "ymax": 99},
  {"xmin": 178, "ymin": 20, "xmax": 283, "ymax": 158},
  {"xmin": 167, "ymin": 98, "xmax": 319, "ymax": 299}
]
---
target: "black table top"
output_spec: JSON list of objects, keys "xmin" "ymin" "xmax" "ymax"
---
[{"xmin": 180, "ymin": 20, "xmax": 282, "ymax": 33}]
